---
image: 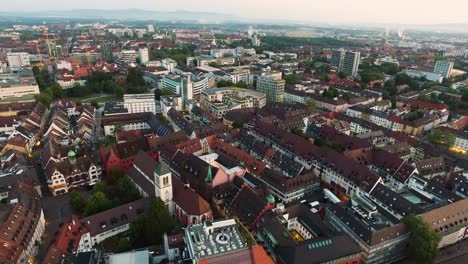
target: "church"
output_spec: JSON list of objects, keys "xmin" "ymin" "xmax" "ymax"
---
[{"xmin": 128, "ymin": 151, "xmax": 213, "ymax": 226}]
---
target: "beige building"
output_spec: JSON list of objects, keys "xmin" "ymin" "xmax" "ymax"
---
[{"xmin": 256, "ymin": 72, "xmax": 285, "ymax": 103}]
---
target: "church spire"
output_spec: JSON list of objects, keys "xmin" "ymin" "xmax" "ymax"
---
[{"xmin": 205, "ymin": 165, "xmax": 213, "ymax": 183}]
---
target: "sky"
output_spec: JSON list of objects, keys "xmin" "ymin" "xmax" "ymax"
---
[{"xmin": 3, "ymin": 0, "xmax": 468, "ymax": 25}]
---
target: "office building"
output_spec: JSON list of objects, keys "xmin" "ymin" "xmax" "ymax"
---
[
  {"xmin": 0, "ymin": 69, "xmax": 40, "ymax": 99},
  {"xmin": 102, "ymin": 43, "xmax": 114, "ymax": 62},
  {"xmin": 256, "ymin": 72, "xmax": 285, "ymax": 103},
  {"xmin": 7, "ymin": 52, "xmax": 30, "ymax": 70},
  {"xmin": 331, "ymin": 49, "xmax": 360, "ymax": 77},
  {"xmin": 434, "ymin": 60, "xmax": 454, "ymax": 78},
  {"xmin": 123, "ymin": 93, "xmax": 156, "ymax": 114},
  {"xmin": 161, "ymin": 73, "xmax": 210, "ymax": 102},
  {"xmin": 138, "ymin": 48, "xmax": 149, "ymax": 64},
  {"xmin": 120, "ymin": 50, "xmax": 137, "ymax": 64}
]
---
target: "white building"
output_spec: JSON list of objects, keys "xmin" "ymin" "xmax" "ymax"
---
[
  {"xmin": 434, "ymin": 60, "xmax": 454, "ymax": 78},
  {"xmin": 138, "ymin": 48, "xmax": 149, "ymax": 64},
  {"xmin": 123, "ymin": 93, "xmax": 156, "ymax": 114},
  {"xmin": 7, "ymin": 52, "xmax": 30, "ymax": 70},
  {"xmin": 162, "ymin": 58, "xmax": 177, "ymax": 73},
  {"xmin": 148, "ymin": 24, "xmax": 155, "ymax": 33},
  {"xmin": 331, "ymin": 49, "xmax": 360, "ymax": 76},
  {"xmin": 0, "ymin": 70, "xmax": 40, "ymax": 99},
  {"xmin": 404, "ymin": 69, "xmax": 443, "ymax": 83},
  {"xmin": 120, "ymin": 50, "xmax": 137, "ymax": 64}
]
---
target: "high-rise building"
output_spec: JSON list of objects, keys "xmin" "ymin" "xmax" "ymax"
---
[
  {"xmin": 138, "ymin": 48, "xmax": 149, "ymax": 64},
  {"xmin": 331, "ymin": 49, "xmax": 360, "ymax": 77},
  {"xmin": 7, "ymin": 52, "xmax": 30, "ymax": 70},
  {"xmin": 256, "ymin": 72, "xmax": 285, "ymax": 103},
  {"xmin": 147, "ymin": 24, "xmax": 155, "ymax": 33},
  {"xmin": 434, "ymin": 60, "xmax": 454, "ymax": 79},
  {"xmin": 102, "ymin": 43, "xmax": 114, "ymax": 62}
]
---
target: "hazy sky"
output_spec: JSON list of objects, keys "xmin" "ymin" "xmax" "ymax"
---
[{"xmin": 3, "ymin": 0, "xmax": 468, "ymax": 25}]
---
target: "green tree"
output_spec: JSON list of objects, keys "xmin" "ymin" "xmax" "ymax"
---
[
  {"xmin": 217, "ymin": 79, "xmax": 235, "ymax": 87},
  {"xmin": 427, "ymin": 129, "xmax": 455, "ymax": 146},
  {"xmin": 69, "ymin": 191, "xmax": 87, "ymax": 215},
  {"xmin": 283, "ymin": 74, "xmax": 301, "ymax": 85},
  {"xmin": 90, "ymin": 100, "xmax": 99, "ymax": 108},
  {"xmin": 35, "ymin": 93, "xmax": 53, "ymax": 107},
  {"xmin": 154, "ymin": 88, "xmax": 174, "ymax": 100},
  {"xmin": 232, "ymin": 119, "xmax": 244, "ymax": 129},
  {"xmin": 84, "ymin": 191, "xmax": 112, "ymax": 216},
  {"xmin": 129, "ymin": 198, "xmax": 174, "ymax": 248},
  {"xmin": 305, "ymin": 99, "xmax": 316, "ymax": 108},
  {"xmin": 403, "ymin": 214, "xmax": 441, "ymax": 263}
]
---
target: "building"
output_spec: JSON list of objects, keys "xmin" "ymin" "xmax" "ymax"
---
[
  {"xmin": 404, "ymin": 69, "xmax": 443, "ymax": 83},
  {"xmin": 184, "ymin": 219, "xmax": 248, "ymax": 262},
  {"xmin": 7, "ymin": 52, "xmax": 30, "ymax": 70},
  {"xmin": 138, "ymin": 48, "xmax": 149, "ymax": 64},
  {"xmin": 123, "ymin": 93, "xmax": 156, "ymax": 114},
  {"xmin": 160, "ymin": 95, "xmax": 183, "ymax": 114},
  {"xmin": 201, "ymin": 87, "xmax": 266, "ymax": 119},
  {"xmin": 434, "ymin": 60, "xmax": 454, "ymax": 78},
  {"xmin": 120, "ymin": 50, "xmax": 137, "ymax": 64},
  {"xmin": 331, "ymin": 49, "xmax": 360, "ymax": 76},
  {"xmin": 0, "ymin": 176, "xmax": 45, "ymax": 264},
  {"xmin": 162, "ymin": 58, "xmax": 177, "ymax": 72},
  {"xmin": 256, "ymin": 72, "xmax": 285, "ymax": 103},
  {"xmin": 147, "ymin": 24, "xmax": 155, "ymax": 33},
  {"xmin": 101, "ymin": 43, "xmax": 114, "ymax": 62},
  {"xmin": 0, "ymin": 69, "xmax": 40, "ymax": 99},
  {"xmin": 78, "ymin": 198, "xmax": 153, "ymax": 251},
  {"xmin": 45, "ymin": 151, "xmax": 101, "ymax": 195},
  {"xmin": 161, "ymin": 73, "xmax": 211, "ymax": 102},
  {"xmin": 128, "ymin": 151, "xmax": 213, "ymax": 226}
]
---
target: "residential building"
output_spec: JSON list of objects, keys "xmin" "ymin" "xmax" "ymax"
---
[
  {"xmin": 331, "ymin": 49, "xmax": 360, "ymax": 76},
  {"xmin": 160, "ymin": 95, "xmax": 183, "ymax": 114},
  {"xmin": 78, "ymin": 198, "xmax": 153, "ymax": 251},
  {"xmin": 7, "ymin": 52, "xmax": 30, "ymax": 70},
  {"xmin": 434, "ymin": 60, "xmax": 454, "ymax": 78},
  {"xmin": 123, "ymin": 93, "xmax": 156, "ymax": 114},
  {"xmin": 256, "ymin": 72, "xmax": 285, "ymax": 103},
  {"xmin": 147, "ymin": 24, "xmax": 155, "ymax": 33}
]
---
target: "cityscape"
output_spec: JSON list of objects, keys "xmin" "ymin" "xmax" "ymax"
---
[{"xmin": 0, "ymin": 1, "xmax": 468, "ymax": 264}]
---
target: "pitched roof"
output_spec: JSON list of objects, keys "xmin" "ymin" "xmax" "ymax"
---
[
  {"xmin": 229, "ymin": 185, "xmax": 267, "ymax": 224},
  {"xmin": 172, "ymin": 176, "xmax": 211, "ymax": 216}
]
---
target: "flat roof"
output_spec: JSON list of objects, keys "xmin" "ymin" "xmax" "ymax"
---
[{"xmin": 108, "ymin": 250, "xmax": 150, "ymax": 264}]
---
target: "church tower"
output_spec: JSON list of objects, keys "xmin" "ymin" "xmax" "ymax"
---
[{"xmin": 154, "ymin": 161, "xmax": 174, "ymax": 215}]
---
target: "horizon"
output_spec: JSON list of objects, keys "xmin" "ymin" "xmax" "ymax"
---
[{"xmin": 2, "ymin": 0, "xmax": 468, "ymax": 25}]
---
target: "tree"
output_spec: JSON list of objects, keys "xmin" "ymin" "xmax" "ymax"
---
[
  {"xmin": 283, "ymin": 74, "xmax": 301, "ymax": 85},
  {"xmin": 35, "ymin": 93, "xmax": 53, "ymax": 107},
  {"xmin": 338, "ymin": 71, "xmax": 347, "ymax": 78},
  {"xmin": 403, "ymin": 214, "xmax": 441, "ymax": 263},
  {"xmin": 84, "ymin": 191, "xmax": 112, "ymax": 216},
  {"xmin": 69, "ymin": 191, "xmax": 87, "ymax": 215},
  {"xmin": 217, "ymin": 79, "xmax": 235, "ymax": 87},
  {"xmin": 129, "ymin": 198, "xmax": 174, "ymax": 248},
  {"xmin": 305, "ymin": 99, "xmax": 316, "ymax": 108},
  {"xmin": 90, "ymin": 100, "xmax": 99, "ymax": 108},
  {"xmin": 154, "ymin": 88, "xmax": 174, "ymax": 100},
  {"xmin": 232, "ymin": 119, "xmax": 244, "ymax": 129},
  {"xmin": 427, "ymin": 129, "xmax": 455, "ymax": 146}
]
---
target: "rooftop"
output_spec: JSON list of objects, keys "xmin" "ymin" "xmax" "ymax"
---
[{"xmin": 185, "ymin": 219, "xmax": 248, "ymax": 260}]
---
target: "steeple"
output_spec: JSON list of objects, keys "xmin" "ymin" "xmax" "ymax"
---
[{"xmin": 205, "ymin": 165, "xmax": 213, "ymax": 183}]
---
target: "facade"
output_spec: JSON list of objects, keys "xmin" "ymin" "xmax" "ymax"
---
[
  {"xmin": 331, "ymin": 49, "xmax": 360, "ymax": 76},
  {"xmin": 434, "ymin": 60, "xmax": 454, "ymax": 78},
  {"xmin": 0, "ymin": 70, "xmax": 40, "ymax": 99},
  {"xmin": 120, "ymin": 50, "xmax": 137, "ymax": 64},
  {"xmin": 256, "ymin": 73, "xmax": 285, "ymax": 103},
  {"xmin": 7, "ymin": 52, "xmax": 30, "ymax": 70},
  {"xmin": 161, "ymin": 74, "xmax": 211, "ymax": 102},
  {"xmin": 123, "ymin": 93, "xmax": 156, "ymax": 114},
  {"xmin": 46, "ymin": 153, "xmax": 101, "ymax": 195}
]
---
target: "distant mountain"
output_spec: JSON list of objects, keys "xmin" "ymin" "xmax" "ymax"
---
[{"xmin": 0, "ymin": 8, "xmax": 239, "ymax": 22}]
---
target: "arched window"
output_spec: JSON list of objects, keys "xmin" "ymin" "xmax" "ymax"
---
[{"xmin": 192, "ymin": 217, "xmax": 197, "ymax": 224}]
